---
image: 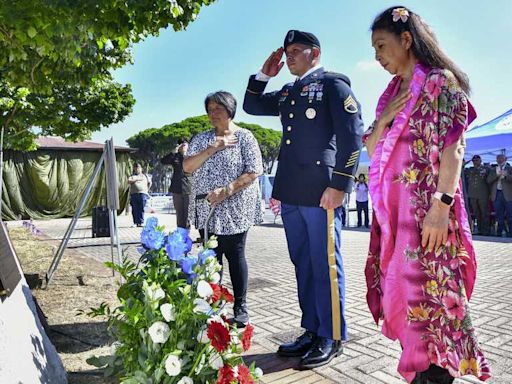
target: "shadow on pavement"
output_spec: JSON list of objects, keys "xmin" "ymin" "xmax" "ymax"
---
[{"xmin": 244, "ymin": 352, "xmax": 302, "ymax": 375}]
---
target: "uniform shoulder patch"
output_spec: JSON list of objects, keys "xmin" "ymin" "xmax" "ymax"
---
[{"xmin": 343, "ymin": 94, "xmax": 358, "ymax": 114}]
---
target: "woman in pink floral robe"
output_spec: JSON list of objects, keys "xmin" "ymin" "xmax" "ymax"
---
[{"xmin": 364, "ymin": 6, "xmax": 490, "ymax": 384}]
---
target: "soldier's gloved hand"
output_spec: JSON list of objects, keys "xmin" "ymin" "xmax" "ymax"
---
[
  {"xmin": 261, "ymin": 47, "xmax": 284, "ymax": 77},
  {"xmin": 320, "ymin": 188, "xmax": 346, "ymax": 210}
]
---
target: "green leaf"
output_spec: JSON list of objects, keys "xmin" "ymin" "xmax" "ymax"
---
[{"xmin": 27, "ymin": 26, "xmax": 37, "ymax": 38}]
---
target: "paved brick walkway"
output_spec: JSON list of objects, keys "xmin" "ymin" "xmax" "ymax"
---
[{"xmin": 25, "ymin": 210, "xmax": 512, "ymax": 384}]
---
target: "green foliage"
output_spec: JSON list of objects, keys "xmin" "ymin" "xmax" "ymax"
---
[
  {"xmin": 1, "ymin": 79, "xmax": 136, "ymax": 150},
  {"xmin": 236, "ymin": 121, "xmax": 282, "ymax": 174},
  {"xmin": 0, "ymin": 0, "xmax": 215, "ymax": 90},
  {"xmin": 0, "ymin": 0, "xmax": 214, "ymax": 150}
]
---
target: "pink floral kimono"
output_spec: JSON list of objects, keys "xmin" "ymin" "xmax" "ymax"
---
[{"xmin": 364, "ymin": 63, "xmax": 491, "ymax": 383}]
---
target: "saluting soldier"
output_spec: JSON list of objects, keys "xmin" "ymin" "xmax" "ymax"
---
[
  {"xmin": 243, "ymin": 30, "xmax": 363, "ymax": 369},
  {"xmin": 464, "ymin": 155, "xmax": 490, "ymax": 235}
]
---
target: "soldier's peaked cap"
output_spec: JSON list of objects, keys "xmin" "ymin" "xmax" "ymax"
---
[{"xmin": 283, "ymin": 30, "xmax": 321, "ymax": 50}]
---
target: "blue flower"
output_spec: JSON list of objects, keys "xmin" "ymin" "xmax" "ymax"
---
[
  {"xmin": 175, "ymin": 227, "xmax": 193, "ymax": 254},
  {"xmin": 180, "ymin": 256, "xmax": 198, "ymax": 282},
  {"xmin": 145, "ymin": 216, "xmax": 159, "ymax": 230},
  {"xmin": 166, "ymin": 232, "xmax": 187, "ymax": 262},
  {"xmin": 141, "ymin": 226, "xmax": 166, "ymax": 250},
  {"xmin": 198, "ymin": 249, "xmax": 216, "ymax": 265}
]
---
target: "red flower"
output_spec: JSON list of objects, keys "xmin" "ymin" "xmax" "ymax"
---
[
  {"xmin": 207, "ymin": 321, "xmax": 231, "ymax": 353},
  {"xmin": 220, "ymin": 286, "xmax": 234, "ymax": 303},
  {"xmin": 241, "ymin": 323, "xmax": 254, "ymax": 352},
  {"xmin": 237, "ymin": 364, "xmax": 254, "ymax": 384},
  {"xmin": 210, "ymin": 283, "xmax": 222, "ymax": 303},
  {"xmin": 217, "ymin": 365, "xmax": 235, "ymax": 384}
]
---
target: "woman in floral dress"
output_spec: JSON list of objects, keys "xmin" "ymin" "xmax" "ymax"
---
[{"xmin": 363, "ymin": 6, "xmax": 490, "ymax": 384}]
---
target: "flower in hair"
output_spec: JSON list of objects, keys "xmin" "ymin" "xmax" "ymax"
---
[{"xmin": 392, "ymin": 7, "xmax": 409, "ymax": 23}]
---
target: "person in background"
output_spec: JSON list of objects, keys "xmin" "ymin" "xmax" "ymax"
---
[
  {"xmin": 464, "ymin": 155, "xmax": 490, "ymax": 235},
  {"xmin": 487, "ymin": 154, "xmax": 512, "ymax": 237},
  {"xmin": 363, "ymin": 6, "xmax": 489, "ymax": 383},
  {"xmin": 340, "ymin": 193, "xmax": 349, "ymax": 227},
  {"xmin": 184, "ymin": 91, "xmax": 263, "ymax": 327},
  {"xmin": 128, "ymin": 162, "xmax": 151, "ymax": 227},
  {"xmin": 354, "ymin": 173, "xmax": 369, "ymax": 228},
  {"xmin": 161, "ymin": 139, "xmax": 193, "ymax": 229}
]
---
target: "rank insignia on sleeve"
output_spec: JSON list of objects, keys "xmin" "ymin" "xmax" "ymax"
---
[{"xmin": 343, "ymin": 95, "xmax": 358, "ymax": 114}]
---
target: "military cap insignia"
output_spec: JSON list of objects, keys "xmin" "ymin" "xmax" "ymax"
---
[
  {"xmin": 343, "ymin": 95, "xmax": 358, "ymax": 114},
  {"xmin": 287, "ymin": 30, "xmax": 295, "ymax": 43}
]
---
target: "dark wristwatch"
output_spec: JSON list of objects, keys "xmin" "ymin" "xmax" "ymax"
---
[{"xmin": 433, "ymin": 191, "xmax": 454, "ymax": 206}]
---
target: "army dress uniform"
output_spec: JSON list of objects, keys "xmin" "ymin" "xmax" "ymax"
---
[
  {"xmin": 464, "ymin": 164, "xmax": 490, "ymax": 235},
  {"xmin": 243, "ymin": 31, "xmax": 364, "ymax": 346}
]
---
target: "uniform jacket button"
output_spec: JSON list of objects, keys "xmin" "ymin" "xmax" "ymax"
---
[
  {"xmin": 291, "ymin": 100, "xmax": 295, "ymax": 105},
  {"xmin": 289, "ymin": 113, "xmax": 294, "ymax": 118},
  {"xmin": 316, "ymin": 161, "xmax": 321, "ymax": 165},
  {"xmin": 287, "ymin": 126, "xmax": 292, "ymax": 132},
  {"xmin": 285, "ymin": 139, "xmax": 291, "ymax": 145}
]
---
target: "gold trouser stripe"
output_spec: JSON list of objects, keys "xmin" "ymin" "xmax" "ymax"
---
[
  {"xmin": 333, "ymin": 171, "xmax": 352, "ymax": 178},
  {"xmin": 327, "ymin": 209, "xmax": 341, "ymax": 341}
]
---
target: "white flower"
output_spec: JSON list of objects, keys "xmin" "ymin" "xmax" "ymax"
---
[
  {"xmin": 254, "ymin": 367, "xmax": 263, "ymax": 378},
  {"xmin": 144, "ymin": 281, "xmax": 166, "ymax": 302},
  {"xmin": 148, "ymin": 321, "xmax": 170, "ymax": 344},
  {"xmin": 208, "ymin": 352, "xmax": 224, "ymax": 370},
  {"xmin": 206, "ymin": 238, "xmax": 218, "ymax": 249},
  {"xmin": 193, "ymin": 298, "xmax": 212, "ymax": 314},
  {"xmin": 197, "ymin": 280, "xmax": 213, "ymax": 299},
  {"xmin": 152, "ymin": 287, "xmax": 165, "ymax": 301},
  {"xmin": 233, "ymin": 365, "xmax": 239, "ymax": 378},
  {"xmin": 231, "ymin": 334, "xmax": 241, "ymax": 345},
  {"xmin": 164, "ymin": 354, "xmax": 182, "ymax": 377},
  {"xmin": 160, "ymin": 303, "xmax": 176, "ymax": 322},
  {"xmin": 197, "ymin": 327, "xmax": 209, "ymax": 344},
  {"xmin": 177, "ymin": 376, "xmax": 193, "ymax": 384},
  {"xmin": 210, "ymin": 272, "xmax": 221, "ymax": 284}
]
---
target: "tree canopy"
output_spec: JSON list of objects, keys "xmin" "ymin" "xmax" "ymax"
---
[{"xmin": 0, "ymin": 0, "xmax": 214, "ymax": 150}]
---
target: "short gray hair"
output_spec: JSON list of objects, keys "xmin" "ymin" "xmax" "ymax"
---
[{"xmin": 204, "ymin": 91, "xmax": 237, "ymax": 119}]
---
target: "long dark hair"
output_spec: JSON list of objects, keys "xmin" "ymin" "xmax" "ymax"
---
[{"xmin": 371, "ymin": 6, "xmax": 470, "ymax": 94}]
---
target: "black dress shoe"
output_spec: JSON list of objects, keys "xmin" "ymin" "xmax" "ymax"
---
[
  {"xmin": 277, "ymin": 331, "xmax": 317, "ymax": 357},
  {"xmin": 299, "ymin": 337, "xmax": 342, "ymax": 369}
]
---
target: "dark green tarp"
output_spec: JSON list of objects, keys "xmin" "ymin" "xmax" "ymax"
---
[{"xmin": 1, "ymin": 149, "xmax": 131, "ymax": 220}]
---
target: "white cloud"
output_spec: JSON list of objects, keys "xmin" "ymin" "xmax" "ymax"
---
[{"xmin": 355, "ymin": 60, "xmax": 380, "ymax": 72}]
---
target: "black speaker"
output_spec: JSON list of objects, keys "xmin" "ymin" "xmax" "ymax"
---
[{"xmin": 92, "ymin": 206, "xmax": 110, "ymax": 238}]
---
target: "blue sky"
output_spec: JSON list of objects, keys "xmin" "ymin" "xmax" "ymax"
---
[{"xmin": 92, "ymin": 0, "xmax": 512, "ymax": 146}]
